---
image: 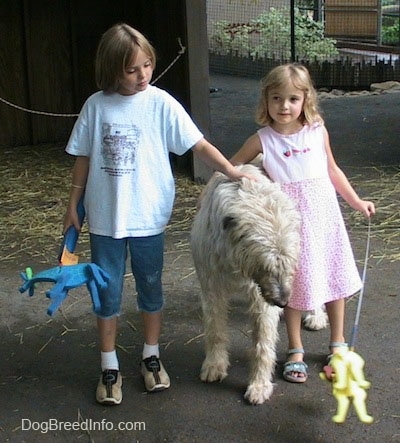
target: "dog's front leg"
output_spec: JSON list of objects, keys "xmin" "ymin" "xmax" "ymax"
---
[
  {"xmin": 200, "ymin": 292, "xmax": 230, "ymax": 383},
  {"xmin": 244, "ymin": 296, "xmax": 281, "ymax": 405}
]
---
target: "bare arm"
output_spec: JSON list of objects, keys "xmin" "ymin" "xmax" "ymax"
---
[
  {"xmin": 324, "ymin": 127, "xmax": 375, "ymax": 218},
  {"xmin": 192, "ymin": 137, "xmax": 255, "ymax": 180},
  {"xmin": 230, "ymin": 133, "xmax": 263, "ymax": 165},
  {"xmin": 63, "ymin": 156, "xmax": 89, "ymax": 232}
]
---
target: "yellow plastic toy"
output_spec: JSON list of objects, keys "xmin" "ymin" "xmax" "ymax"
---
[
  {"xmin": 320, "ymin": 220, "xmax": 374, "ymax": 424},
  {"xmin": 320, "ymin": 347, "xmax": 373, "ymax": 424}
]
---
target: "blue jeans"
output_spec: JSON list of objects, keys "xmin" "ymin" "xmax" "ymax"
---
[{"xmin": 90, "ymin": 233, "xmax": 164, "ymax": 318}]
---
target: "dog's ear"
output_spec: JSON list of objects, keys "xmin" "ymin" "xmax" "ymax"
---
[{"xmin": 222, "ymin": 216, "xmax": 237, "ymax": 230}]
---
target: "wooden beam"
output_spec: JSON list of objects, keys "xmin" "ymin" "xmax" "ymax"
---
[{"xmin": 185, "ymin": 0, "xmax": 212, "ymax": 182}]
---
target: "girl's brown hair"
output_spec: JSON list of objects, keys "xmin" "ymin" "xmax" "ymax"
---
[
  {"xmin": 256, "ymin": 64, "xmax": 323, "ymax": 126},
  {"xmin": 95, "ymin": 23, "xmax": 157, "ymax": 93}
]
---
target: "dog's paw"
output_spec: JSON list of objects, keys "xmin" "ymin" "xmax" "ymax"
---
[
  {"xmin": 303, "ymin": 307, "xmax": 329, "ymax": 331},
  {"xmin": 244, "ymin": 382, "xmax": 274, "ymax": 405},
  {"xmin": 200, "ymin": 359, "xmax": 228, "ymax": 383}
]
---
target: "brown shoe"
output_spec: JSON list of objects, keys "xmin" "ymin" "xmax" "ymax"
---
[
  {"xmin": 96, "ymin": 369, "xmax": 122, "ymax": 405},
  {"xmin": 141, "ymin": 356, "xmax": 170, "ymax": 392}
]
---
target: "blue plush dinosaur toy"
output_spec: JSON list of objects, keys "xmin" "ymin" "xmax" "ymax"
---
[
  {"xmin": 19, "ymin": 195, "xmax": 110, "ymax": 316},
  {"xmin": 19, "ymin": 263, "xmax": 109, "ymax": 315}
]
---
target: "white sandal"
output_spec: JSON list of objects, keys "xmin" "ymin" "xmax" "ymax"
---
[{"xmin": 283, "ymin": 348, "xmax": 308, "ymax": 383}]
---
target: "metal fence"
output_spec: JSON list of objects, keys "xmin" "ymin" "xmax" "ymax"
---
[{"xmin": 207, "ymin": 0, "xmax": 400, "ymax": 89}]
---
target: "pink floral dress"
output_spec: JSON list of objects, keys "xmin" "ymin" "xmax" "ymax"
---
[{"xmin": 258, "ymin": 123, "xmax": 362, "ymax": 310}]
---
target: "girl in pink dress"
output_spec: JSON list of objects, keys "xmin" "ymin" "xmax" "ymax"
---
[{"xmin": 231, "ymin": 64, "xmax": 375, "ymax": 383}]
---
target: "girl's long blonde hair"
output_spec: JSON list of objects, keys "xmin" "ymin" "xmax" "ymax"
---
[
  {"xmin": 95, "ymin": 23, "xmax": 157, "ymax": 93},
  {"xmin": 256, "ymin": 64, "xmax": 323, "ymax": 126}
]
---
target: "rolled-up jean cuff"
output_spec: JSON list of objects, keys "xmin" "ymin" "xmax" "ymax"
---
[
  {"xmin": 96, "ymin": 312, "xmax": 121, "ymax": 320},
  {"xmin": 90, "ymin": 233, "xmax": 164, "ymax": 316}
]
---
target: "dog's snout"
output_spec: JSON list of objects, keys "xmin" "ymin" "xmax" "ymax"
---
[
  {"xmin": 273, "ymin": 299, "xmax": 287, "ymax": 308},
  {"xmin": 259, "ymin": 289, "xmax": 288, "ymax": 308},
  {"xmin": 258, "ymin": 281, "xmax": 291, "ymax": 308}
]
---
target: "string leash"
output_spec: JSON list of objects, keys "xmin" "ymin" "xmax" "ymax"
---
[
  {"xmin": 349, "ymin": 218, "xmax": 371, "ymax": 351},
  {"xmin": 0, "ymin": 38, "xmax": 186, "ymax": 118}
]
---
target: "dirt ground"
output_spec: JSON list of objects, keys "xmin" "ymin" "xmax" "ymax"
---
[{"xmin": 1, "ymin": 75, "xmax": 400, "ymax": 443}]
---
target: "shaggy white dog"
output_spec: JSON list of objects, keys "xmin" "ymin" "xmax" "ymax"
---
[{"xmin": 191, "ymin": 164, "xmax": 301, "ymax": 404}]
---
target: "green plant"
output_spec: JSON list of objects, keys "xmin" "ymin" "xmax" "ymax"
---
[
  {"xmin": 382, "ymin": 0, "xmax": 398, "ymax": 6},
  {"xmin": 210, "ymin": 7, "xmax": 338, "ymax": 61},
  {"xmin": 382, "ymin": 22, "xmax": 400, "ymax": 45}
]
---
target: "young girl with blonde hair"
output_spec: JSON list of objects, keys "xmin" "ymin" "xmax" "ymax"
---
[{"xmin": 231, "ymin": 63, "xmax": 375, "ymax": 383}]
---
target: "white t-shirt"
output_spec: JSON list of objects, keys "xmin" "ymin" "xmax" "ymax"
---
[{"xmin": 66, "ymin": 85, "xmax": 203, "ymax": 238}]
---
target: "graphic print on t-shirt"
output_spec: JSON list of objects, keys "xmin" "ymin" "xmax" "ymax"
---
[{"xmin": 101, "ymin": 123, "xmax": 140, "ymax": 174}]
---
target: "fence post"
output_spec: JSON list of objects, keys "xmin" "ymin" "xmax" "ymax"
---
[{"xmin": 291, "ymin": 0, "xmax": 296, "ymax": 61}]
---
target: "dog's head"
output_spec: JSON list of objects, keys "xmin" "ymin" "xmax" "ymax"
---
[
  {"xmin": 222, "ymin": 213, "xmax": 299, "ymax": 308},
  {"xmin": 252, "ymin": 255, "xmax": 297, "ymax": 308}
]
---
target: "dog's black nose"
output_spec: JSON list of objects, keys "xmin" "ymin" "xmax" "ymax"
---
[{"xmin": 273, "ymin": 299, "xmax": 287, "ymax": 308}]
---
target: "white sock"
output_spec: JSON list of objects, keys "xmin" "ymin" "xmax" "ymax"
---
[
  {"xmin": 101, "ymin": 350, "xmax": 119, "ymax": 371},
  {"xmin": 142, "ymin": 343, "xmax": 159, "ymax": 360}
]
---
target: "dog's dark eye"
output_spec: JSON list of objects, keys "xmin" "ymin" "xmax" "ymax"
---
[{"xmin": 222, "ymin": 216, "xmax": 236, "ymax": 230}]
